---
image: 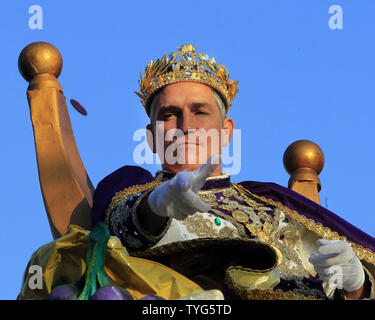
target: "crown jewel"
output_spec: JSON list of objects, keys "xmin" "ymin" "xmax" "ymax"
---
[{"xmin": 134, "ymin": 44, "xmax": 239, "ymax": 117}]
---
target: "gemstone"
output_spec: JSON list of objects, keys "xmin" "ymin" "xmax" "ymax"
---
[
  {"xmin": 201, "ymin": 54, "xmax": 210, "ymax": 62},
  {"xmin": 214, "ymin": 218, "xmax": 221, "ymax": 226},
  {"xmin": 183, "ymin": 52, "xmax": 192, "ymax": 62}
]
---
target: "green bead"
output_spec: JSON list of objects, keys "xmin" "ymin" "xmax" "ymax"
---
[{"xmin": 215, "ymin": 218, "xmax": 221, "ymax": 226}]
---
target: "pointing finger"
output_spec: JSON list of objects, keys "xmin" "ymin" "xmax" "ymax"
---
[{"xmin": 170, "ymin": 171, "xmax": 192, "ymax": 192}]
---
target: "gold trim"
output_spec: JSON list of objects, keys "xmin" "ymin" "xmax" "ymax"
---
[
  {"xmin": 232, "ymin": 210, "xmax": 250, "ymax": 223},
  {"xmin": 209, "ymin": 208, "xmax": 248, "ymax": 238},
  {"xmin": 232, "ymin": 183, "xmax": 375, "ymax": 266},
  {"xmin": 181, "ymin": 214, "xmax": 240, "ymax": 239},
  {"xmin": 104, "ymin": 181, "xmax": 162, "ymax": 226},
  {"xmin": 201, "ymin": 184, "xmax": 309, "ymax": 279}
]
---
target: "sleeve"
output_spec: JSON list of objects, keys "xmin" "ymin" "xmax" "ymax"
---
[
  {"xmin": 90, "ymin": 165, "xmax": 155, "ymax": 226},
  {"xmin": 105, "ymin": 184, "xmax": 171, "ymax": 251}
]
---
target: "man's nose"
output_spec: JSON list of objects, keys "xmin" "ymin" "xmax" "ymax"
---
[{"xmin": 178, "ymin": 112, "xmax": 196, "ymax": 134}]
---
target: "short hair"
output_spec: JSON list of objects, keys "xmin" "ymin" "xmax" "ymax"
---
[{"xmin": 149, "ymin": 86, "xmax": 227, "ymax": 124}]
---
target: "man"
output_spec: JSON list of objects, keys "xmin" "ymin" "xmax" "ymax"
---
[{"xmin": 90, "ymin": 44, "xmax": 375, "ymax": 300}]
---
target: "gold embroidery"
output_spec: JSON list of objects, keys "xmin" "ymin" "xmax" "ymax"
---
[
  {"xmin": 209, "ymin": 208, "xmax": 248, "ymax": 238},
  {"xmin": 220, "ymin": 184, "xmax": 311, "ymax": 280},
  {"xmin": 104, "ymin": 181, "xmax": 162, "ymax": 225},
  {"xmin": 202, "ymin": 186, "xmax": 303, "ymax": 278},
  {"xmin": 181, "ymin": 214, "xmax": 240, "ymax": 239},
  {"xmin": 232, "ymin": 210, "xmax": 249, "ymax": 223},
  {"xmin": 232, "ymin": 183, "xmax": 375, "ymax": 266}
]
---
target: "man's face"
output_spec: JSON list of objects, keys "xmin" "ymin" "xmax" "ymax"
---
[{"xmin": 147, "ymin": 82, "xmax": 234, "ymax": 175}]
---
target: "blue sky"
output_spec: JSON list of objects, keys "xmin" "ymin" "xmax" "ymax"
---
[{"xmin": 1, "ymin": 0, "xmax": 375, "ymax": 299}]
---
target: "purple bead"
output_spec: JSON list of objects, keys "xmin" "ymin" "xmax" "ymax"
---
[
  {"xmin": 139, "ymin": 295, "xmax": 166, "ymax": 300},
  {"xmin": 47, "ymin": 284, "xmax": 79, "ymax": 300},
  {"xmin": 90, "ymin": 286, "xmax": 134, "ymax": 300}
]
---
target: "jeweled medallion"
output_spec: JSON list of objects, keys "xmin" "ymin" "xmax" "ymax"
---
[{"xmin": 232, "ymin": 210, "xmax": 249, "ymax": 223}]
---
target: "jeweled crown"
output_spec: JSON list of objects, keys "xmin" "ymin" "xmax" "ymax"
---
[{"xmin": 134, "ymin": 44, "xmax": 239, "ymax": 117}]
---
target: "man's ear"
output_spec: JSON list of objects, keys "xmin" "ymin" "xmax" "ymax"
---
[
  {"xmin": 146, "ymin": 123, "xmax": 157, "ymax": 153},
  {"xmin": 222, "ymin": 117, "xmax": 234, "ymax": 147}
]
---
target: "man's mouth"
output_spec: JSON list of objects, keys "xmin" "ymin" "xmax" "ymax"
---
[{"xmin": 174, "ymin": 140, "xmax": 201, "ymax": 146}]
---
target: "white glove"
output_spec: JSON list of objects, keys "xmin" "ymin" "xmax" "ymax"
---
[
  {"xmin": 147, "ymin": 154, "xmax": 220, "ymax": 220},
  {"xmin": 309, "ymin": 239, "xmax": 365, "ymax": 292}
]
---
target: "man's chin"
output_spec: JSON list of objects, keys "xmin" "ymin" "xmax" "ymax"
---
[{"xmin": 162, "ymin": 163, "xmax": 205, "ymax": 173}]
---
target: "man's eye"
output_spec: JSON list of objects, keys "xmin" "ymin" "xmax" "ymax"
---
[
  {"xmin": 195, "ymin": 111, "xmax": 207, "ymax": 115},
  {"xmin": 163, "ymin": 113, "xmax": 174, "ymax": 120}
]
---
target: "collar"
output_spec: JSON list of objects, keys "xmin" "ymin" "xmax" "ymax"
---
[{"xmin": 155, "ymin": 170, "xmax": 231, "ymax": 191}]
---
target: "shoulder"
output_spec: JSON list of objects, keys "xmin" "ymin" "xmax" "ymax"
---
[
  {"xmin": 91, "ymin": 165, "xmax": 154, "ymax": 226},
  {"xmin": 237, "ymin": 180, "xmax": 375, "ymax": 253},
  {"xmin": 95, "ymin": 165, "xmax": 154, "ymax": 192}
]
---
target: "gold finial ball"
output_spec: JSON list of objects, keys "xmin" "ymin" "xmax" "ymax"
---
[
  {"xmin": 18, "ymin": 41, "xmax": 63, "ymax": 82},
  {"xmin": 283, "ymin": 140, "xmax": 325, "ymax": 175}
]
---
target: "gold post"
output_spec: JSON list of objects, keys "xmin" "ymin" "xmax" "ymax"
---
[
  {"xmin": 18, "ymin": 42, "xmax": 94, "ymax": 239},
  {"xmin": 283, "ymin": 140, "xmax": 325, "ymax": 205}
]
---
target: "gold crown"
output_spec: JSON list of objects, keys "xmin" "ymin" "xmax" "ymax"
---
[{"xmin": 134, "ymin": 44, "xmax": 239, "ymax": 117}]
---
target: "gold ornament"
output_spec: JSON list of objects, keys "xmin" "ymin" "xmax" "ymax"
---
[{"xmin": 232, "ymin": 210, "xmax": 249, "ymax": 223}]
